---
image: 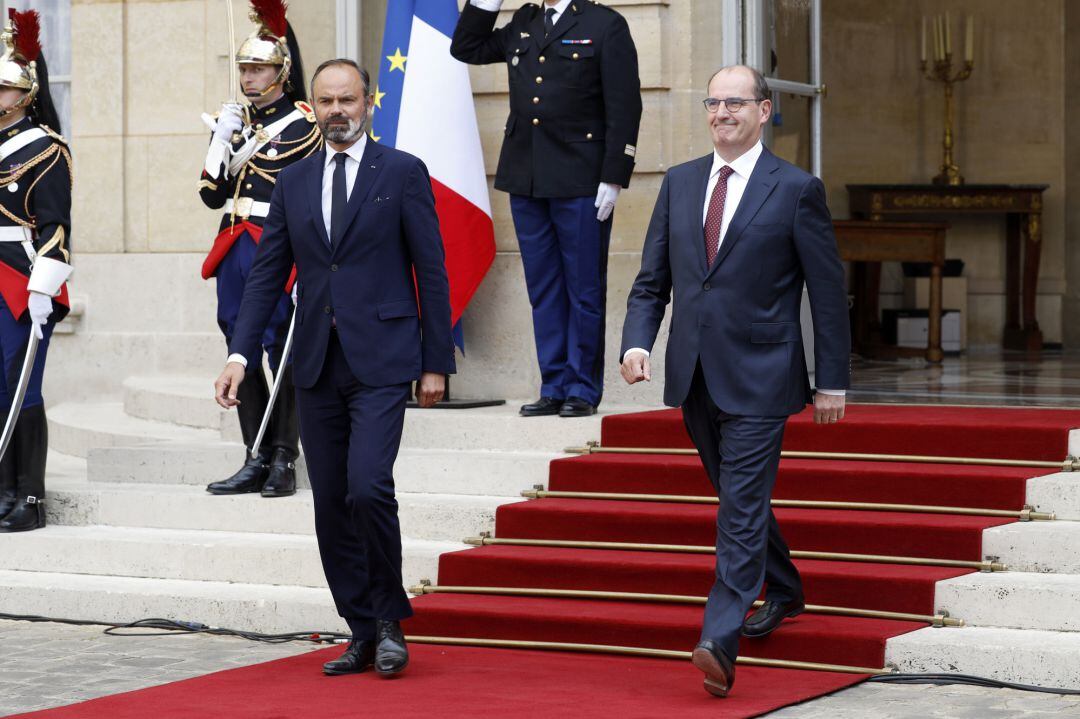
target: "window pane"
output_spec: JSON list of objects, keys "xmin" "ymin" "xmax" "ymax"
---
[
  {"xmin": 769, "ymin": 91, "xmax": 811, "ymax": 172},
  {"xmin": 768, "ymin": 0, "xmax": 811, "ymax": 85}
]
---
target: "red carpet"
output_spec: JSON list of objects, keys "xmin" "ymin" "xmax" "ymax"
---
[
  {"xmin": 21, "ymin": 403, "xmax": 1076, "ymax": 718},
  {"xmin": 9, "ymin": 644, "xmax": 864, "ymax": 719}
]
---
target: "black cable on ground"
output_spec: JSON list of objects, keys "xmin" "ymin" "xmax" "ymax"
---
[
  {"xmin": 3, "ymin": 611, "xmax": 1079, "ymax": 694},
  {"xmin": 868, "ymin": 672, "xmax": 1080, "ymax": 695}
]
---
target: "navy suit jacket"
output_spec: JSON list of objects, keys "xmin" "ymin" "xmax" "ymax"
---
[
  {"xmin": 620, "ymin": 147, "xmax": 850, "ymax": 415},
  {"xmin": 230, "ymin": 140, "xmax": 456, "ymax": 389}
]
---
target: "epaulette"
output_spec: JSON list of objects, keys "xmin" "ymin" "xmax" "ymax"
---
[
  {"xmin": 295, "ymin": 101, "xmax": 316, "ymax": 123},
  {"xmin": 41, "ymin": 125, "xmax": 68, "ymax": 145}
]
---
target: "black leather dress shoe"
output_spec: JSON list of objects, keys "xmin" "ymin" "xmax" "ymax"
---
[
  {"xmin": 559, "ymin": 397, "xmax": 596, "ymax": 417},
  {"xmin": 691, "ymin": 640, "xmax": 735, "ymax": 698},
  {"xmin": 520, "ymin": 397, "xmax": 565, "ymax": 417},
  {"xmin": 261, "ymin": 449, "xmax": 297, "ymax": 498},
  {"xmin": 207, "ymin": 454, "xmax": 270, "ymax": 495},
  {"xmin": 0, "ymin": 496, "xmax": 45, "ymax": 532},
  {"xmin": 323, "ymin": 639, "xmax": 375, "ymax": 675},
  {"xmin": 374, "ymin": 620, "xmax": 409, "ymax": 676},
  {"xmin": 741, "ymin": 598, "xmax": 805, "ymax": 638}
]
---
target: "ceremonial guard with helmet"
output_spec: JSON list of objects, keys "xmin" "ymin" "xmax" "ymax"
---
[
  {"xmin": 199, "ymin": 0, "xmax": 320, "ymax": 499},
  {"xmin": 0, "ymin": 10, "xmax": 72, "ymax": 533}
]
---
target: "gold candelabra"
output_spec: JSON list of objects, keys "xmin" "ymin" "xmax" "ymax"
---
[{"xmin": 920, "ymin": 13, "xmax": 974, "ymax": 186}]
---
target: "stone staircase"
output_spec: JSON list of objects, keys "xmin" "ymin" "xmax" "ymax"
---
[
  {"xmin": 885, "ymin": 462, "xmax": 1080, "ymax": 688},
  {"xmin": 0, "ymin": 373, "xmax": 608, "ymax": 634}
]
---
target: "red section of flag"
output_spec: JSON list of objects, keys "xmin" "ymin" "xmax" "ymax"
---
[
  {"xmin": 0, "ymin": 259, "xmax": 68, "ymax": 320},
  {"xmin": 430, "ymin": 177, "xmax": 495, "ymax": 327}
]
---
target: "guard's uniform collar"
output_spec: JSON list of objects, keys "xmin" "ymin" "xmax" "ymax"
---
[
  {"xmin": 250, "ymin": 94, "xmax": 294, "ymax": 121},
  {"xmin": 1, "ymin": 116, "xmax": 33, "ymax": 139}
]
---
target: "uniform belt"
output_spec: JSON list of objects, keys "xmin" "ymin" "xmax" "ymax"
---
[
  {"xmin": 0, "ymin": 226, "xmax": 36, "ymax": 263},
  {"xmin": 224, "ymin": 198, "xmax": 271, "ymax": 219}
]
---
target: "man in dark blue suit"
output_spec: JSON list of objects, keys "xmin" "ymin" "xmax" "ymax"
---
[
  {"xmin": 214, "ymin": 59, "xmax": 454, "ymax": 678},
  {"xmin": 620, "ymin": 65, "xmax": 850, "ymax": 698}
]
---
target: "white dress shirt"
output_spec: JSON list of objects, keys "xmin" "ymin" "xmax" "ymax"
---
[
  {"xmin": 470, "ymin": 0, "xmax": 571, "ymax": 24},
  {"xmin": 227, "ymin": 135, "xmax": 368, "ymax": 369},
  {"xmin": 623, "ymin": 140, "xmax": 844, "ymax": 396},
  {"xmin": 322, "ymin": 133, "xmax": 368, "ymax": 241}
]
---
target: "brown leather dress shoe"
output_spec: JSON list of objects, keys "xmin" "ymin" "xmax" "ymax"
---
[{"xmin": 691, "ymin": 640, "xmax": 735, "ymax": 697}]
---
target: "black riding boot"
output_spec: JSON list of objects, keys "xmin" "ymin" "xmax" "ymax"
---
[
  {"xmin": 0, "ymin": 404, "xmax": 47, "ymax": 532},
  {"xmin": 0, "ymin": 413, "xmax": 16, "ymax": 518},
  {"xmin": 261, "ymin": 364, "xmax": 299, "ymax": 498},
  {"xmin": 207, "ymin": 367, "xmax": 272, "ymax": 495}
]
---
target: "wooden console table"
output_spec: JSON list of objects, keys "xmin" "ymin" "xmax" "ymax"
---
[
  {"xmin": 834, "ymin": 220, "xmax": 947, "ymax": 363},
  {"xmin": 847, "ymin": 184, "xmax": 1048, "ymax": 352}
]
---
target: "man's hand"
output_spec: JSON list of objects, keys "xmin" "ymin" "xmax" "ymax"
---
[
  {"xmin": 620, "ymin": 351, "xmax": 651, "ymax": 385},
  {"xmin": 416, "ymin": 372, "xmax": 446, "ymax": 408},
  {"xmin": 814, "ymin": 392, "xmax": 845, "ymax": 425},
  {"xmin": 213, "ymin": 103, "xmax": 244, "ymax": 145},
  {"xmin": 595, "ymin": 182, "xmax": 620, "ymax": 222},
  {"xmin": 215, "ymin": 361, "xmax": 247, "ymax": 409}
]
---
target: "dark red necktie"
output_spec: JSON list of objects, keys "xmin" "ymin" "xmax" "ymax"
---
[{"xmin": 703, "ymin": 165, "xmax": 735, "ymax": 266}]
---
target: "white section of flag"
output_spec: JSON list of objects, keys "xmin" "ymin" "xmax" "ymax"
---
[{"xmin": 395, "ymin": 16, "xmax": 491, "ymax": 217}]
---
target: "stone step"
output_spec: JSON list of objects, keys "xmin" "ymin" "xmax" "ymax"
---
[
  {"xmin": 981, "ymin": 520, "xmax": 1080, "ymax": 574},
  {"xmin": 47, "ymin": 402, "xmax": 220, "ymax": 458},
  {"xmin": 1027, "ymin": 471, "xmax": 1080, "ymax": 521},
  {"xmin": 0, "ymin": 569, "xmax": 348, "ymax": 635},
  {"xmin": 886, "ymin": 625, "xmax": 1080, "ymax": 689},
  {"xmin": 0, "ymin": 525, "xmax": 457, "ymax": 590},
  {"xmin": 936, "ymin": 571, "xmax": 1080, "ymax": 632},
  {"xmin": 87, "ymin": 442, "xmax": 556, "ymax": 497},
  {"xmin": 399, "ymin": 403, "xmax": 605, "ymax": 452},
  {"xmin": 123, "ymin": 375, "xmax": 228, "ymax": 431},
  {"xmin": 48, "ymin": 481, "xmax": 517, "ymax": 541}
]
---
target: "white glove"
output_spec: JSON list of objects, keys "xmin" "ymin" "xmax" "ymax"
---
[
  {"xmin": 470, "ymin": 0, "xmax": 504, "ymax": 10},
  {"xmin": 595, "ymin": 182, "xmax": 620, "ymax": 222},
  {"xmin": 212, "ymin": 103, "xmax": 244, "ymax": 145},
  {"xmin": 291, "ymin": 283, "xmax": 298, "ymax": 306},
  {"xmin": 27, "ymin": 291, "xmax": 52, "ymax": 341}
]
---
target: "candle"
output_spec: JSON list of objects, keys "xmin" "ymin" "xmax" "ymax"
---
[
  {"xmin": 945, "ymin": 12, "xmax": 951, "ymax": 55},
  {"xmin": 921, "ymin": 16, "xmax": 927, "ymax": 62},
  {"xmin": 965, "ymin": 16, "xmax": 974, "ymax": 63}
]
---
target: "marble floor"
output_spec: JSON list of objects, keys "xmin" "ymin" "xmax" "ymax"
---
[{"xmin": 846, "ymin": 350, "xmax": 1080, "ymax": 408}]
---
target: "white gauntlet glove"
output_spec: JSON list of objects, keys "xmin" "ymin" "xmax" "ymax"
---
[
  {"xmin": 595, "ymin": 182, "xmax": 620, "ymax": 222},
  {"xmin": 469, "ymin": 0, "xmax": 504, "ymax": 9},
  {"xmin": 212, "ymin": 103, "xmax": 244, "ymax": 145},
  {"xmin": 27, "ymin": 291, "xmax": 52, "ymax": 341}
]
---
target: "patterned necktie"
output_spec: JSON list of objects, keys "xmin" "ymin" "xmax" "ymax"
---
[
  {"xmin": 703, "ymin": 165, "xmax": 735, "ymax": 267},
  {"xmin": 330, "ymin": 152, "xmax": 348, "ymax": 248},
  {"xmin": 544, "ymin": 7, "xmax": 557, "ymax": 35}
]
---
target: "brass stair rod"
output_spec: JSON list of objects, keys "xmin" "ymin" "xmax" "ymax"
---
[
  {"xmin": 410, "ymin": 582, "xmax": 964, "ymax": 628},
  {"xmin": 522, "ymin": 489, "xmax": 1055, "ymax": 521},
  {"xmin": 405, "ymin": 635, "xmax": 893, "ymax": 676},
  {"xmin": 464, "ymin": 535, "xmax": 1007, "ymax": 572},
  {"xmin": 565, "ymin": 443, "xmax": 1079, "ymax": 472}
]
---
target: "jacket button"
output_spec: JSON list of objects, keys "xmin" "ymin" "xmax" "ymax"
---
[
  {"xmin": 573, "ymin": 52, "xmax": 580, "ymax": 60},
  {"xmin": 586, "ymin": 133, "xmax": 593, "ymax": 140},
  {"xmin": 703, "ymin": 283, "xmax": 711, "ymax": 291},
  {"xmin": 539, "ymin": 55, "xmax": 546, "ymax": 63},
  {"xmin": 532, "ymin": 118, "xmax": 540, "ymax": 126},
  {"xmin": 324, "ymin": 306, "xmax": 332, "ymax": 314},
  {"xmin": 330, "ymin": 264, "xmax": 338, "ymax": 272},
  {"xmin": 535, "ymin": 76, "xmax": 543, "ymax": 84},
  {"xmin": 533, "ymin": 96, "xmax": 540, "ymax": 104}
]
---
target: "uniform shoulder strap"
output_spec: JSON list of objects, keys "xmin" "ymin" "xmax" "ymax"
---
[
  {"xmin": 41, "ymin": 125, "xmax": 68, "ymax": 146},
  {"xmin": 294, "ymin": 101, "xmax": 316, "ymax": 123}
]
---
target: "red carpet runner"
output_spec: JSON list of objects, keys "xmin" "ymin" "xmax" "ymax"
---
[{"xmin": 18, "ymin": 404, "xmax": 1080, "ymax": 718}]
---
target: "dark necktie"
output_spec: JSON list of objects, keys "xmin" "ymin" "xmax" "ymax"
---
[
  {"xmin": 703, "ymin": 165, "xmax": 735, "ymax": 266},
  {"xmin": 330, "ymin": 152, "xmax": 348, "ymax": 247},
  {"xmin": 544, "ymin": 7, "xmax": 556, "ymax": 35}
]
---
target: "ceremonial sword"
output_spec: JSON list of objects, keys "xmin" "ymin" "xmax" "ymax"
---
[
  {"xmin": 0, "ymin": 330, "xmax": 39, "ymax": 462},
  {"xmin": 249, "ymin": 309, "xmax": 296, "ymax": 460}
]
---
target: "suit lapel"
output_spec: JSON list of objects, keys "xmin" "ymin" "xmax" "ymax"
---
[
  {"xmin": 692, "ymin": 154, "xmax": 712, "ymax": 275},
  {"xmin": 332, "ymin": 139, "xmax": 384, "ymax": 256},
  {"xmin": 539, "ymin": 4, "xmax": 581, "ymax": 50},
  {"xmin": 706, "ymin": 149, "xmax": 780, "ymax": 278},
  {"xmin": 307, "ymin": 151, "xmax": 332, "ymax": 250}
]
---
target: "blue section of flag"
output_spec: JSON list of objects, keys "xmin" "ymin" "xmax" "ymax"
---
[
  {"xmin": 452, "ymin": 320, "xmax": 465, "ymax": 354},
  {"xmin": 414, "ymin": 1, "xmax": 460, "ymax": 38},
  {"xmin": 372, "ymin": 0, "xmax": 416, "ymax": 148}
]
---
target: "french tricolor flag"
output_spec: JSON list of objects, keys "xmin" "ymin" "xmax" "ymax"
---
[{"xmin": 373, "ymin": 0, "xmax": 495, "ymax": 347}]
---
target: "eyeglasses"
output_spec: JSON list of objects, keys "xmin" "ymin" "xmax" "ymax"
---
[{"xmin": 702, "ymin": 97, "xmax": 765, "ymax": 113}]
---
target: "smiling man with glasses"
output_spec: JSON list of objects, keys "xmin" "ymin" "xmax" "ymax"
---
[{"xmin": 619, "ymin": 65, "xmax": 850, "ymax": 698}]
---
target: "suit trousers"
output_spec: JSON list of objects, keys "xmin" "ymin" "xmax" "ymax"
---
[
  {"xmin": 681, "ymin": 365, "xmax": 802, "ymax": 660},
  {"xmin": 295, "ymin": 329, "xmax": 413, "ymax": 640},
  {"xmin": 509, "ymin": 195, "xmax": 611, "ymax": 406}
]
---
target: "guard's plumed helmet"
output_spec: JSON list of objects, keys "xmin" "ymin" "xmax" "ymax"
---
[
  {"xmin": 0, "ymin": 9, "xmax": 40, "ymax": 111},
  {"xmin": 236, "ymin": 0, "xmax": 293, "ymax": 98}
]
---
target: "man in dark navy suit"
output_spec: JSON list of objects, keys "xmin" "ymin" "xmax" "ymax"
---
[
  {"xmin": 620, "ymin": 65, "xmax": 850, "ymax": 698},
  {"xmin": 214, "ymin": 59, "xmax": 454, "ymax": 678}
]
